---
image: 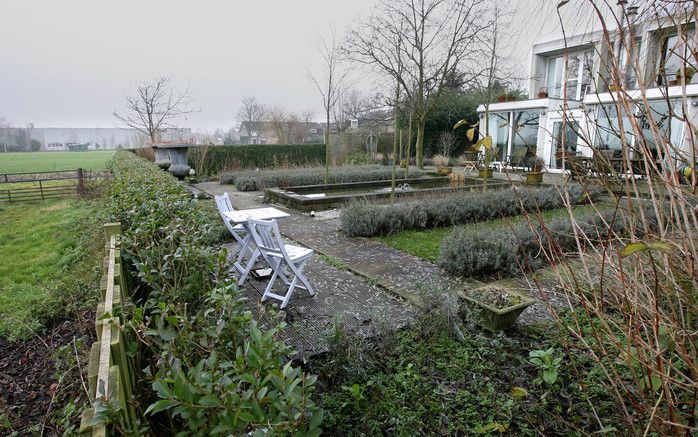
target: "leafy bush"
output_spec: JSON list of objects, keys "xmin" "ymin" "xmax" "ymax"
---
[
  {"xmin": 107, "ymin": 152, "xmax": 322, "ymax": 434},
  {"xmin": 189, "ymin": 144, "xmax": 325, "ymax": 176},
  {"xmin": 222, "ymin": 165, "xmax": 421, "ymax": 191},
  {"xmin": 438, "ymin": 207, "xmax": 655, "ymax": 278},
  {"xmin": 341, "ymin": 185, "xmax": 603, "ymax": 237}
]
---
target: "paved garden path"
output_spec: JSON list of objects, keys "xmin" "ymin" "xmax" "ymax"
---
[{"xmin": 195, "ymin": 182, "xmax": 560, "ymax": 330}]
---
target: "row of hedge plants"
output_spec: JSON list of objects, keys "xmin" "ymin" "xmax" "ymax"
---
[
  {"xmin": 341, "ymin": 184, "xmax": 604, "ymax": 237},
  {"xmin": 222, "ymin": 165, "xmax": 421, "ymax": 191},
  {"xmin": 105, "ymin": 151, "xmax": 323, "ymax": 435},
  {"xmin": 439, "ymin": 206, "xmax": 655, "ymax": 278},
  {"xmin": 190, "ymin": 143, "xmax": 326, "ymax": 176}
]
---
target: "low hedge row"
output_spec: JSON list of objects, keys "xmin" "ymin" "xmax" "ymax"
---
[
  {"xmin": 340, "ymin": 185, "xmax": 603, "ymax": 237},
  {"xmin": 106, "ymin": 152, "xmax": 322, "ymax": 435},
  {"xmin": 222, "ymin": 165, "xmax": 421, "ymax": 191},
  {"xmin": 439, "ymin": 207, "xmax": 655, "ymax": 278},
  {"xmin": 190, "ymin": 143, "xmax": 325, "ymax": 175}
]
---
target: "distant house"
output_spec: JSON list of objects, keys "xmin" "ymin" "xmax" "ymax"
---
[
  {"xmin": 238, "ymin": 121, "xmax": 325, "ymax": 144},
  {"xmin": 0, "ymin": 126, "xmax": 191, "ymax": 152}
]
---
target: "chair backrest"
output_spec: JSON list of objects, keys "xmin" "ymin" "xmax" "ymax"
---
[
  {"xmin": 214, "ymin": 193, "xmax": 238, "ymax": 234},
  {"xmin": 248, "ymin": 218, "xmax": 286, "ymax": 258}
]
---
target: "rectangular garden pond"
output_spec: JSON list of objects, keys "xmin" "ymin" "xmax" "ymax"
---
[{"xmin": 265, "ymin": 176, "xmax": 510, "ymax": 211}]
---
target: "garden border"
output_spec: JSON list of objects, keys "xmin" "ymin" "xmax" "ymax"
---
[{"xmin": 79, "ymin": 223, "xmax": 138, "ymax": 436}]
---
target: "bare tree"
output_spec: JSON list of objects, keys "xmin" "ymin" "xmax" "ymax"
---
[
  {"xmin": 308, "ymin": 25, "xmax": 350, "ymax": 183},
  {"xmin": 345, "ymin": 0, "xmax": 487, "ymax": 168},
  {"xmin": 236, "ymin": 96, "xmax": 267, "ymax": 144},
  {"xmin": 267, "ymin": 106, "xmax": 288, "ymax": 144},
  {"xmin": 0, "ymin": 117, "xmax": 10, "ymax": 153},
  {"xmin": 113, "ymin": 76, "xmax": 194, "ymax": 144},
  {"xmin": 299, "ymin": 109, "xmax": 317, "ymax": 143}
]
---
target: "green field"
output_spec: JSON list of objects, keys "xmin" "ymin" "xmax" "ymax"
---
[
  {"xmin": 0, "ymin": 151, "xmax": 114, "ymax": 173},
  {"xmin": 0, "ymin": 199, "xmax": 101, "ymax": 340}
]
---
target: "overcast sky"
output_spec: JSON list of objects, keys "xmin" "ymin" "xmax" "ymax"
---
[{"xmin": 0, "ymin": 0, "xmax": 605, "ymax": 131}]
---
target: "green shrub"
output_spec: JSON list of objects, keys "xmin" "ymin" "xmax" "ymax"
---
[
  {"xmin": 190, "ymin": 144, "xmax": 325, "ymax": 176},
  {"xmin": 341, "ymin": 185, "xmax": 603, "ymax": 237},
  {"xmin": 223, "ymin": 165, "xmax": 421, "ymax": 191},
  {"xmin": 107, "ymin": 152, "xmax": 322, "ymax": 434},
  {"xmin": 438, "ymin": 207, "xmax": 655, "ymax": 278}
]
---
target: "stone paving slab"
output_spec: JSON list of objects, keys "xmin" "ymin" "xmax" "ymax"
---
[{"xmin": 223, "ymin": 243, "xmax": 412, "ymax": 358}]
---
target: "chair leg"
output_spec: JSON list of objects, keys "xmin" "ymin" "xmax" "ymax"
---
[
  {"xmin": 290, "ymin": 258, "xmax": 314, "ymax": 297},
  {"xmin": 261, "ymin": 264, "xmax": 281, "ymax": 302},
  {"xmin": 238, "ymin": 248, "xmax": 260, "ymax": 286}
]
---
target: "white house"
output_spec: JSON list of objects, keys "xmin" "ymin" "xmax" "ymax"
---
[{"xmin": 477, "ymin": 3, "xmax": 697, "ymax": 173}]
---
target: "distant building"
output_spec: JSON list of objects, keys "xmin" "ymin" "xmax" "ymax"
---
[
  {"xmin": 0, "ymin": 126, "xmax": 191, "ymax": 152},
  {"xmin": 238, "ymin": 121, "xmax": 324, "ymax": 144}
]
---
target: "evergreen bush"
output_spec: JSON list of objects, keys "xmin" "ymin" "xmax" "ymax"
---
[
  {"xmin": 189, "ymin": 143, "xmax": 325, "ymax": 176},
  {"xmin": 222, "ymin": 165, "xmax": 421, "ymax": 191},
  {"xmin": 340, "ymin": 185, "xmax": 603, "ymax": 237},
  {"xmin": 106, "ymin": 152, "xmax": 322, "ymax": 434}
]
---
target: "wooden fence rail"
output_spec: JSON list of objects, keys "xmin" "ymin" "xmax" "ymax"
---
[
  {"xmin": 0, "ymin": 168, "xmax": 103, "ymax": 203},
  {"xmin": 80, "ymin": 223, "xmax": 139, "ymax": 436}
]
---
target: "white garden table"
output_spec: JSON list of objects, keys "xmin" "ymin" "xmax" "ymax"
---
[{"xmin": 223, "ymin": 207, "xmax": 290, "ymax": 285}]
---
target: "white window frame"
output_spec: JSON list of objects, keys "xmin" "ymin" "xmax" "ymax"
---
[{"xmin": 545, "ymin": 50, "xmax": 593, "ymax": 100}]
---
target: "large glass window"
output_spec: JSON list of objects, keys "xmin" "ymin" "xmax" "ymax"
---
[
  {"xmin": 511, "ymin": 110, "xmax": 540, "ymax": 152},
  {"xmin": 636, "ymin": 100, "xmax": 684, "ymax": 152},
  {"xmin": 551, "ymin": 121, "xmax": 579, "ymax": 169},
  {"xmin": 658, "ymin": 30, "xmax": 695, "ymax": 84},
  {"xmin": 487, "ymin": 112, "xmax": 510, "ymax": 160},
  {"xmin": 595, "ymin": 104, "xmax": 634, "ymax": 150},
  {"xmin": 545, "ymin": 50, "xmax": 593, "ymax": 100}
]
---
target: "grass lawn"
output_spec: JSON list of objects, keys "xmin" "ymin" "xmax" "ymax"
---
[
  {"xmin": 377, "ymin": 205, "xmax": 601, "ymax": 263},
  {"xmin": 0, "ymin": 199, "xmax": 102, "ymax": 339},
  {"xmin": 0, "ymin": 151, "xmax": 114, "ymax": 173}
]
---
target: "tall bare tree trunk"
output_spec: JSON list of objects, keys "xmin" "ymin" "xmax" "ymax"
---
[
  {"xmin": 405, "ymin": 108, "xmax": 413, "ymax": 179},
  {"xmin": 415, "ymin": 114, "xmax": 426, "ymax": 169},
  {"xmin": 324, "ymin": 110, "xmax": 330, "ymax": 184},
  {"xmin": 391, "ymin": 82, "xmax": 401, "ymax": 200}
]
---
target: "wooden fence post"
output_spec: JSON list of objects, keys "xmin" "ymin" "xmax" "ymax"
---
[{"xmin": 77, "ymin": 168, "xmax": 85, "ymax": 194}]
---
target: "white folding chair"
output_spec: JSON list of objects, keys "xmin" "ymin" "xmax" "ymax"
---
[
  {"xmin": 247, "ymin": 218, "xmax": 315, "ymax": 309},
  {"xmin": 214, "ymin": 193, "xmax": 253, "ymax": 277}
]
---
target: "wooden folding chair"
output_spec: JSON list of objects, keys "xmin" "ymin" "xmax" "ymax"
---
[{"xmin": 247, "ymin": 218, "xmax": 315, "ymax": 309}]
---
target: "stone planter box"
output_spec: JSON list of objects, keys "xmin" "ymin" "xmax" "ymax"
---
[
  {"xmin": 479, "ymin": 168, "xmax": 494, "ymax": 179},
  {"xmin": 462, "ymin": 286, "xmax": 535, "ymax": 331},
  {"xmin": 526, "ymin": 171, "xmax": 543, "ymax": 184},
  {"xmin": 154, "ymin": 143, "xmax": 192, "ymax": 179},
  {"xmin": 152, "ymin": 146, "xmax": 171, "ymax": 170}
]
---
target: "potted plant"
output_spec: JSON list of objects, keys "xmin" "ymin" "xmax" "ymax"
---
[
  {"xmin": 433, "ymin": 154, "xmax": 452, "ymax": 175},
  {"xmin": 478, "ymin": 150, "xmax": 495, "ymax": 179},
  {"xmin": 497, "ymin": 94, "xmax": 507, "ymax": 102},
  {"xmin": 525, "ymin": 157, "xmax": 544, "ymax": 184},
  {"xmin": 462, "ymin": 285, "xmax": 535, "ymax": 331},
  {"xmin": 506, "ymin": 92, "xmax": 517, "ymax": 101},
  {"xmin": 537, "ymin": 88, "xmax": 548, "ymax": 99},
  {"xmin": 676, "ymin": 67, "xmax": 696, "ymax": 85}
]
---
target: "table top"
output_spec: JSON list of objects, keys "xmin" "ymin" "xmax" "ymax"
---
[{"xmin": 223, "ymin": 207, "xmax": 290, "ymax": 224}]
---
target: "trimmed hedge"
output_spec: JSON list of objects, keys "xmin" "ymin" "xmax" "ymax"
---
[
  {"xmin": 106, "ymin": 152, "xmax": 322, "ymax": 434},
  {"xmin": 341, "ymin": 185, "xmax": 604, "ymax": 237},
  {"xmin": 223, "ymin": 165, "xmax": 421, "ymax": 191},
  {"xmin": 438, "ymin": 207, "xmax": 655, "ymax": 278},
  {"xmin": 190, "ymin": 143, "xmax": 326, "ymax": 175}
]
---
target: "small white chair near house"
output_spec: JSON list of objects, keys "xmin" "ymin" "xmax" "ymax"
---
[
  {"xmin": 214, "ymin": 193, "xmax": 252, "ymax": 268},
  {"xmin": 247, "ymin": 218, "xmax": 315, "ymax": 309}
]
